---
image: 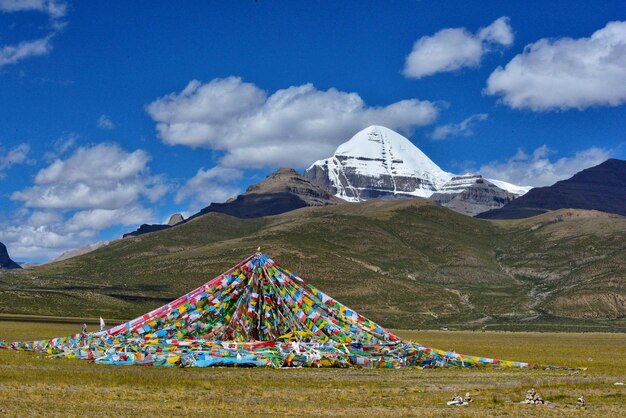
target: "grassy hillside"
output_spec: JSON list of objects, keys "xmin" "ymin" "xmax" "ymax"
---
[{"xmin": 1, "ymin": 199, "xmax": 624, "ymax": 330}]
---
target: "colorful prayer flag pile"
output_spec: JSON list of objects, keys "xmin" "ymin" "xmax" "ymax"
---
[{"xmin": 0, "ymin": 253, "xmax": 565, "ymax": 369}]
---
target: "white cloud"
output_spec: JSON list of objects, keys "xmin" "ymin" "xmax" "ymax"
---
[
  {"xmin": 97, "ymin": 114, "xmax": 115, "ymax": 130},
  {"xmin": 15, "ymin": 182, "xmax": 143, "ymax": 210},
  {"xmin": 479, "ymin": 145, "xmax": 613, "ymax": 187},
  {"xmin": 0, "ymin": 0, "xmax": 67, "ymax": 69},
  {"xmin": 0, "ymin": 143, "xmax": 32, "ymax": 171},
  {"xmin": 0, "ymin": 224, "xmax": 83, "ymax": 260},
  {"xmin": 477, "ymin": 17, "xmax": 514, "ymax": 46},
  {"xmin": 43, "ymin": 133, "xmax": 78, "ymax": 162},
  {"xmin": 485, "ymin": 21, "xmax": 626, "ymax": 110},
  {"xmin": 36, "ymin": 144, "xmax": 146, "ymax": 184},
  {"xmin": 0, "ymin": 36, "xmax": 53, "ymax": 67},
  {"xmin": 431, "ymin": 113, "xmax": 488, "ymax": 140},
  {"xmin": 147, "ymin": 76, "xmax": 439, "ymax": 169},
  {"xmin": 403, "ymin": 17, "xmax": 513, "ymax": 79},
  {"xmin": 1, "ymin": 143, "xmax": 168, "ymax": 260},
  {"xmin": 0, "ymin": 205, "xmax": 156, "ymax": 260},
  {"xmin": 0, "ymin": 0, "xmax": 67, "ymax": 18},
  {"xmin": 175, "ymin": 166, "xmax": 243, "ymax": 210},
  {"xmin": 26, "ymin": 210, "xmax": 62, "ymax": 227},
  {"xmin": 12, "ymin": 143, "xmax": 165, "ymax": 209},
  {"xmin": 54, "ymin": 133, "xmax": 76, "ymax": 154},
  {"xmin": 65, "ymin": 206, "xmax": 153, "ymax": 232}
]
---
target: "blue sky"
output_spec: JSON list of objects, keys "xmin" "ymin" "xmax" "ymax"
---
[{"xmin": 0, "ymin": 0, "xmax": 625, "ymax": 261}]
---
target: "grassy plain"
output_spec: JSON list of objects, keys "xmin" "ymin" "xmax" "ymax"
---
[{"xmin": 0, "ymin": 320, "xmax": 624, "ymax": 417}]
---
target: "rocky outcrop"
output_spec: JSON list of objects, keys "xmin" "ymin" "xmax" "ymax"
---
[
  {"xmin": 430, "ymin": 175, "xmax": 517, "ymax": 216},
  {"xmin": 190, "ymin": 168, "xmax": 340, "ymax": 220},
  {"xmin": 123, "ymin": 213, "xmax": 185, "ymax": 238},
  {"xmin": 478, "ymin": 159, "xmax": 626, "ymax": 219},
  {"xmin": 167, "ymin": 213, "xmax": 185, "ymax": 226},
  {"xmin": 0, "ymin": 242, "xmax": 21, "ymax": 269}
]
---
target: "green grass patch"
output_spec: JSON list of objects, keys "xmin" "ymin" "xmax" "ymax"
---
[{"xmin": 0, "ymin": 321, "xmax": 624, "ymax": 416}]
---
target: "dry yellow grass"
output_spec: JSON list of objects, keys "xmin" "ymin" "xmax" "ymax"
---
[{"xmin": 0, "ymin": 321, "xmax": 624, "ymax": 416}]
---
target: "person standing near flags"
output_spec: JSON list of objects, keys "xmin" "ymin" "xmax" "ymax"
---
[
  {"xmin": 99, "ymin": 317, "xmax": 106, "ymax": 331},
  {"xmin": 81, "ymin": 322, "xmax": 88, "ymax": 346}
]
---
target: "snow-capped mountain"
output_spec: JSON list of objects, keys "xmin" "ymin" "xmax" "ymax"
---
[
  {"xmin": 304, "ymin": 125, "xmax": 532, "ymax": 211},
  {"xmin": 305, "ymin": 125, "xmax": 453, "ymax": 201}
]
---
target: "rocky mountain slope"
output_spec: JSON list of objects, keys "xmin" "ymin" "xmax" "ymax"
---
[
  {"xmin": 190, "ymin": 168, "xmax": 340, "ymax": 220},
  {"xmin": 3, "ymin": 199, "xmax": 624, "ymax": 331},
  {"xmin": 123, "ymin": 169, "xmax": 339, "ymax": 238},
  {"xmin": 0, "ymin": 242, "xmax": 20, "ymax": 270},
  {"xmin": 52, "ymin": 241, "xmax": 111, "ymax": 263},
  {"xmin": 430, "ymin": 175, "xmax": 518, "ymax": 216},
  {"xmin": 479, "ymin": 158, "xmax": 626, "ymax": 219}
]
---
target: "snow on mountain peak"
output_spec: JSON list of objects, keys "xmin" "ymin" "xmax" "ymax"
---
[
  {"xmin": 304, "ymin": 125, "xmax": 531, "ymax": 202},
  {"xmin": 334, "ymin": 125, "xmax": 449, "ymax": 177},
  {"xmin": 306, "ymin": 125, "xmax": 452, "ymax": 200}
]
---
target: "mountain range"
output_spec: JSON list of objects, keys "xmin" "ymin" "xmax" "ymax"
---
[
  {"xmin": 122, "ymin": 126, "xmax": 624, "ymax": 238},
  {"xmin": 478, "ymin": 158, "xmax": 626, "ymax": 219},
  {"xmin": 127, "ymin": 125, "xmax": 532, "ymax": 239}
]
